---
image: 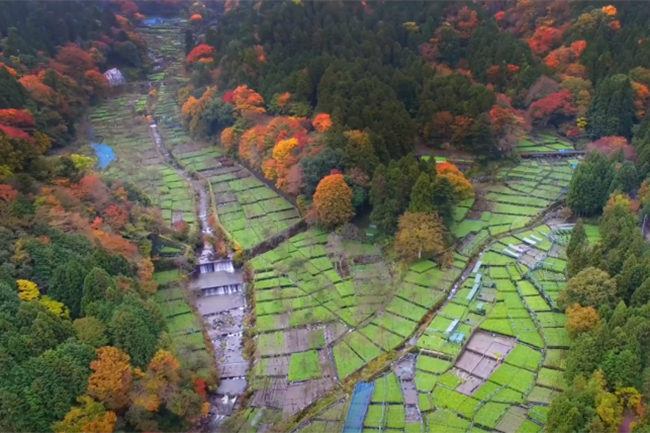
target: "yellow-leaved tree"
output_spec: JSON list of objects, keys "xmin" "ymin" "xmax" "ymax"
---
[
  {"xmin": 394, "ymin": 211, "xmax": 446, "ymax": 262},
  {"xmin": 52, "ymin": 396, "xmax": 117, "ymax": 433},
  {"xmin": 565, "ymin": 303, "xmax": 600, "ymax": 338},
  {"xmin": 17, "ymin": 279, "xmax": 39, "ymax": 301},
  {"xmin": 312, "ymin": 173, "xmax": 354, "ymax": 227}
]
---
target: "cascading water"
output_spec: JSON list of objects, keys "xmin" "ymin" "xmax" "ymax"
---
[
  {"xmin": 149, "ymin": 116, "xmax": 248, "ymax": 425},
  {"xmin": 139, "ymin": 21, "xmax": 249, "ymax": 429}
]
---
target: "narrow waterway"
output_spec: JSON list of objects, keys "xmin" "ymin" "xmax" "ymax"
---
[
  {"xmin": 148, "ymin": 108, "xmax": 248, "ymax": 427},
  {"xmin": 140, "ymin": 21, "xmax": 248, "ymax": 427}
]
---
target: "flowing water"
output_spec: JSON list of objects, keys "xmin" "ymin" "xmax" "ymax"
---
[{"xmin": 140, "ymin": 21, "xmax": 248, "ymax": 428}]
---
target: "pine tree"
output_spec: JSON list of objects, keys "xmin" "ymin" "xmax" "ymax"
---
[
  {"xmin": 81, "ymin": 268, "xmax": 113, "ymax": 315},
  {"xmin": 49, "ymin": 261, "xmax": 87, "ymax": 318},
  {"xmin": 567, "ymin": 219, "xmax": 586, "ymax": 257},
  {"xmin": 566, "ymin": 152, "xmax": 614, "ymax": 216},
  {"xmin": 432, "ymin": 177, "xmax": 456, "ymax": 223},
  {"xmin": 409, "ymin": 173, "xmax": 435, "ymax": 213},
  {"xmin": 588, "ymin": 74, "xmax": 635, "ymax": 139}
]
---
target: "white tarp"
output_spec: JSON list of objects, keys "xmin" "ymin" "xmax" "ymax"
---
[{"xmin": 103, "ymin": 68, "xmax": 126, "ymax": 87}]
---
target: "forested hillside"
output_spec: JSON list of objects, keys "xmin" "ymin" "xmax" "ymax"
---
[
  {"xmin": 179, "ymin": 1, "xmax": 650, "ymax": 236},
  {"xmin": 0, "ymin": 2, "xmax": 213, "ymax": 432}
]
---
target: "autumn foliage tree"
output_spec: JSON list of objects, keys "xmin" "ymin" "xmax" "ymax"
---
[
  {"xmin": 436, "ymin": 162, "xmax": 474, "ymax": 199},
  {"xmin": 264, "ymin": 137, "xmax": 299, "ymax": 191},
  {"xmin": 528, "ymin": 89, "xmax": 577, "ymax": 125},
  {"xmin": 231, "ymin": 84, "xmax": 265, "ymax": 114},
  {"xmin": 130, "ymin": 349, "xmax": 182, "ymax": 412},
  {"xmin": 185, "ymin": 44, "xmax": 215, "ymax": 64},
  {"xmin": 0, "ymin": 108, "xmax": 35, "ymax": 128},
  {"xmin": 312, "ymin": 113, "xmax": 332, "ymax": 132},
  {"xmin": 53, "ymin": 396, "xmax": 117, "ymax": 433},
  {"xmin": 17, "ymin": 279, "xmax": 39, "ymax": 301},
  {"xmin": 565, "ymin": 304, "xmax": 601, "ymax": 338},
  {"xmin": 527, "ymin": 25, "xmax": 564, "ymax": 56},
  {"xmin": 394, "ymin": 211, "xmax": 446, "ymax": 263},
  {"xmin": 52, "ymin": 44, "xmax": 95, "ymax": 79},
  {"xmin": 488, "ymin": 104, "xmax": 526, "ymax": 153},
  {"xmin": 87, "ymin": 346, "xmax": 133, "ymax": 411},
  {"xmin": 312, "ymin": 173, "xmax": 354, "ymax": 227}
]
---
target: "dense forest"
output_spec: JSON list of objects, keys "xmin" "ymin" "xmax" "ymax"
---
[
  {"xmin": 179, "ymin": 0, "xmax": 650, "ymax": 235},
  {"xmin": 3, "ymin": 0, "xmax": 650, "ymax": 432},
  {"xmin": 0, "ymin": 2, "xmax": 213, "ymax": 432}
]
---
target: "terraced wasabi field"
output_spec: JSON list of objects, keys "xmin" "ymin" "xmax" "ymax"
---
[
  {"xmin": 238, "ymin": 158, "xmax": 576, "ymax": 433},
  {"xmin": 453, "ymin": 158, "xmax": 576, "ymax": 255},
  {"xmin": 91, "ymin": 20, "xmax": 582, "ymax": 433},
  {"xmin": 88, "ymin": 95, "xmax": 196, "ymax": 226},
  {"xmin": 289, "ymin": 221, "xmax": 571, "ymax": 433},
  {"xmin": 145, "ymin": 35, "xmax": 302, "ymax": 250},
  {"xmin": 153, "ymin": 270, "xmax": 210, "ymax": 358},
  {"xmin": 516, "ymin": 133, "xmax": 574, "ymax": 153}
]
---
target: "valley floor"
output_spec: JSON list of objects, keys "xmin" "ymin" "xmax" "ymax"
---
[{"xmin": 86, "ymin": 19, "xmax": 581, "ymax": 433}]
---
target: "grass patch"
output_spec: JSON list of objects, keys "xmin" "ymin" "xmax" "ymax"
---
[
  {"xmin": 288, "ymin": 350, "xmax": 322, "ymax": 382},
  {"xmin": 505, "ymin": 345, "xmax": 543, "ymax": 371}
]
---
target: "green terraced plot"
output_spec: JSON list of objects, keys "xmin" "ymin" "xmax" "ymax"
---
[{"xmin": 288, "ymin": 350, "xmax": 322, "ymax": 382}]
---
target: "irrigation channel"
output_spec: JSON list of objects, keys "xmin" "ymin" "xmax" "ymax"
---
[{"xmin": 138, "ymin": 20, "xmax": 248, "ymax": 427}]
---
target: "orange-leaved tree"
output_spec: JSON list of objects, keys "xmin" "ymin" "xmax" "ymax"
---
[
  {"xmin": 232, "ymin": 84, "xmax": 265, "ymax": 114},
  {"xmin": 186, "ymin": 44, "xmax": 216, "ymax": 64},
  {"xmin": 565, "ymin": 303, "xmax": 601, "ymax": 338},
  {"xmin": 87, "ymin": 346, "xmax": 133, "ymax": 410},
  {"xmin": 130, "ymin": 349, "xmax": 182, "ymax": 412},
  {"xmin": 312, "ymin": 113, "xmax": 332, "ymax": 132},
  {"xmin": 313, "ymin": 173, "xmax": 354, "ymax": 227},
  {"xmin": 436, "ymin": 162, "xmax": 474, "ymax": 199}
]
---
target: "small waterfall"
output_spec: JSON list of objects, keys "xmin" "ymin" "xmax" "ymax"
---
[
  {"xmin": 214, "ymin": 260, "xmax": 234, "ymax": 273},
  {"xmin": 202, "ymin": 284, "xmax": 242, "ymax": 297}
]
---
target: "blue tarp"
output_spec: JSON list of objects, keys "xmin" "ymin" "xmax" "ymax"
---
[
  {"xmin": 91, "ymin": 142, "xmax": 115, "ymax": 169},
  {"xmin": 342, "ymin": 381, "xmax": 375, "ymax": 433},
  {"xmin": 141, "ymin": 17, "xmax": 184, "ymax": 27}
]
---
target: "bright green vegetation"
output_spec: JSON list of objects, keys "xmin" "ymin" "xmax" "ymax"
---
[
  {"xmin": 294, "ymin": 219, "xmax": 571, "ymax": 433},
  {"xmin": 89, "ymin": 94, "xmax": 196, "ymax": 227},
  {"xmin": 452, "ymin": 159, "xmax": 575, "ymax": 256},
  {"xmin": 288, "ymin": 350, "xmax": 323, "ymax": 382},
  {"xmin": 152, "ymin": 270, "xmax": 208, "ymax": 358},
  {"xmin": 287, "ymin": 156, "xmax": 575, "ymax": 433},
  {"xmin": 405, "ymin": 223, "xmax": 570, "ymax": 431},
  {"xmin": 363, "ymin": 372, "xmax": 406, "ymax": 430},
  {"xmin": 583, "ymin": 223, "xmax": 601, "ymax": 244},
  {"xmin": 516, "ymin": 133, "xmax": 574, "ymax": 153},
  {"xmin": 208, "ymin": 168, "xmax": 301, "ymax": 249},
  {"xmin": 249, "ymin": 229, "xmax": 393, "ymax": 390}
]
